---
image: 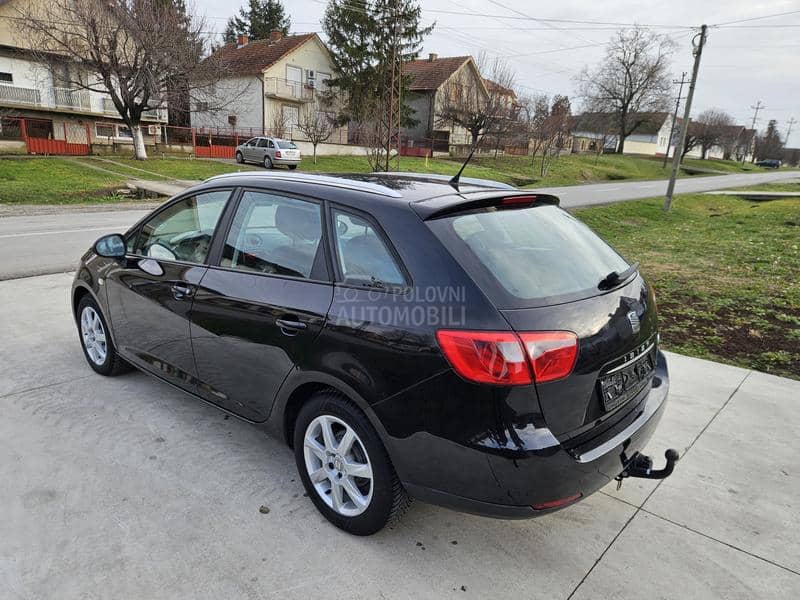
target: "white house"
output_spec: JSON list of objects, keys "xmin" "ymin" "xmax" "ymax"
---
[
  {"xmin": 0, "ymin": 0, "xmax": 166, "ymax": 154},
  {"xmin": 192, "ymin": 31, "xmax": 344, "ymax": 142}
]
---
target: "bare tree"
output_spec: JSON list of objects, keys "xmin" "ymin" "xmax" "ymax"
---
[
  {"xmin": 17, "ymin": 0, "xmax": 231, "ymax": 160},
  {"xmin": 270, "ymin": 109, "xmax": 290, "ymax": 139},
  {"xmin": 296, "ymin": 109, "xmax": 336, "ymax": 163},
  {"xmin": 577, "ymin": 27, "xmax": 674, "ymax": 154},
  {"xmin": 695, "ymin": 109, "xmax": 733, "ymax": 159},
  {"xmin": 436, "ymin": 53, "xmax": 517, "ymax": 151},
  {"xmin": 681, "ymin": 109, "xmax": 734, "ymax": 159}
]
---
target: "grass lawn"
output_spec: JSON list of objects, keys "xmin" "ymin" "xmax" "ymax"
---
[
  {"xmin": 0, "ymin": 157, "xmax": 127, "ymax": 204},
  {"xmin": 299, "ymin": 153, "xmax": 768, "ymax": 187},
  {"xmin": 0, "ymin": 152, "xmax": 774, "ymax": 204},
  {"xmin": 86, "ymin": 156, "xmax": 260, "ymax": 180},
  {"xmin": 574, "ymin": 191, "xmax": 800, "ymax": 379}
]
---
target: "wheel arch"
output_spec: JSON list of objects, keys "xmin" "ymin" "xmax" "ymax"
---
[{"xmin": 271, "ymin": 371, "xmax": 389, "ymax": 451}]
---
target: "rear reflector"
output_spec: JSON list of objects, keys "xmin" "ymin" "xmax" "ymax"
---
[
  {"xmin": 436, "ymin": 329, "xmax": 578, "ymax": 385},
  {"xmin": 435, "ymin": 330, "xmax": 531, "ymax": 385},
  {"xmin": 519, "ymin": 331, "xmax": 578, "ymax": 383},
  {"xmin": 532, "ymin": 492, "xmax": 582, "ymax": 511}
]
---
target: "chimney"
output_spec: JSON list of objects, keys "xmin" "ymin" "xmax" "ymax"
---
[
  {"xmin": 428, "ymin": 53, "xmax": 438, "ymax": 62},
  {"xmin": 236, "ymin": 34, "xmax": 249, "ymax": 48},
  {"xmin": 270, "ymin": 30, "xmax": 283, "ymax": 42}
]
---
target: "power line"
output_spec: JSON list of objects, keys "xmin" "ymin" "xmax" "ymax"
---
[{"xmin": 712, "ymin": 9, "xmax": 800, "ymax": 27}]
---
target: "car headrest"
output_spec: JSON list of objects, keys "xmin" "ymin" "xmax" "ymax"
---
[{"xmin": 275, "ymin": 204, "xmax": 320, "ymax": 241}]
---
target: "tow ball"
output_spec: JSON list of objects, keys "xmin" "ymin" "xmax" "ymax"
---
[{"xmin": 615, "ymin": 449, "xmax": 680, "ymax": 490}]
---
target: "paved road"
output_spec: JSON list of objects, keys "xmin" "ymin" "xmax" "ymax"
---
[
  {"xmin": 1, "ymin": 170, "xmax": 797, "ymax": 280},
  {"xmin": 538, "ymin": 169, "xmax": 800, "ymax": 208},
  {"xmin": 1, "ymin": 272, "xmax": 798, "ymax": 598},
  {"xmin": 0, "ymin": 209, "xmax": 150, "ymax": 280}
]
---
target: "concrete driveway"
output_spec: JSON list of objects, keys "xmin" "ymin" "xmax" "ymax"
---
[{"xmin": 1, "ymin": 273, "xmax": 798, "ymax": 599}]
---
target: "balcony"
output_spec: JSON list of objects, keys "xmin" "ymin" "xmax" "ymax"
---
[
  {"xmin": 0, "ymin": 84, "xmax": 42, "ymax": 106},
  {"xmin": 53, "ymin": 87, "xmax": 91, "ymax": 110},
  {"xmin": 264, "ymin": 77, "xmax": 314, "ymax": 103}
]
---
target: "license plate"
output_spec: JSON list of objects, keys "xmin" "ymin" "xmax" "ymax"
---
[{"xmin": 599, "ymin": 347, "xmax": 656, "ymax": 412}]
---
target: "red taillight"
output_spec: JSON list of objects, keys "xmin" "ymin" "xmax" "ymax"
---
[
  {"xmin": 436, "ymin": 330, "xmax": 531, "ymax": 385},
  {"xmin": 436, "ymin": 330, "xmax": 578, "ymax": 385},
  {"xmin": 519, "ymin": 331, "xmax": 578, "ymax": 383},
  {"xmin": 532, "ymin": 492, "xmax": 582, "ymax": 510},
  {"xmin": 501, "ymin": 195, "xmax": 537, "ymax": 206}
]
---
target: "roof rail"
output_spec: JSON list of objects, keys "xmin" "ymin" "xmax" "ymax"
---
[
  {"xmin": 372, "ymin": 172, "xmax": 516, "ymax": 191},
  {"xmin": 204, "ymin": 171, "xmax": 404, "ymax": 198}
]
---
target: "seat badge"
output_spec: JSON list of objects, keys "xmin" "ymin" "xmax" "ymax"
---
[{"xmin": 627, "ymin": 311, "xmax": 640, "ymax": 334}]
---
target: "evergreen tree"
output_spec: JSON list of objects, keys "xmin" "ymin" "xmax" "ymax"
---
[
  {"xmin": 224, "ymin": 0, "xmax": 291, "ymax": 44},
  {"xmin": 755, "ymin": 119, "xmax": 784, "ymax": 161},
  {"xmin": 322, "ymin": 0, "xmax": 433, "ymax": 125}
]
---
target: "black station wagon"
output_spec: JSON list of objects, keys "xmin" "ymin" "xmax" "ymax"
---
[{"xmin": 72, "ymin": 172, "xmax": 677, "ymax": 535}]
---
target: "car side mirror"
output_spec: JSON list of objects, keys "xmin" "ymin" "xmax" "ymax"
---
[{"xmin": 94, "ymin": 233, "xmax": 126, "ymax": 258}]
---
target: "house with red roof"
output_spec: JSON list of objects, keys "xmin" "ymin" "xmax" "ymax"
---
[
  {"xmin": 192, "ymin": 31, "xmax": 342, "ymax": 140},
  {"xmin": 403, "ymin": 53, "xmax": 488, "ymax": 151}
]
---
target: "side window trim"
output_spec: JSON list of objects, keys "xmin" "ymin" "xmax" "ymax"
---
[
  {"xmin": 326, "ymin": 203, "xmax": 411, "ymax": 291},
  {"xmin": 206, "ymin": 186, "xmax": 332, "ymax": 283},
  {"xmin": 124, "ymin": 187, "xmax": 235, "ymax": 266}
]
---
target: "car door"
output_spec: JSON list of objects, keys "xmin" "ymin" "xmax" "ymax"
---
[
  {"xmin": 189, "ymin": 189, "xmax": 333, "ymax": 421},
  {"xmin": 104, "ymin": 189, "xmax": 232, "ymax": 392},
  {"xmin": 256, "ymin": 137, "xmax": 270, "ymax": 162},
  {"xmin": 242, "ymin": 138, "xmax": 258, "ymax": 161}
]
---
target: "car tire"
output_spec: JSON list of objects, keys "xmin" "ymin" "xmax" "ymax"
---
[
  {"xmin": 264, "ymin": 155, "xmax": 273, "ymax": 169},
  {"xmin": 77, "ymin": 295, "xmax": 130, "ymax": 376},
  {"xmin": 235, "ymin": 151, "xmax": 244, "ymax": 164},
  {"xmin": 294, "ymin": 390, "xmax": 411, "ymax": 535},
  {"xmin": 288, "ymin": 164, "xmax": 298, "ymax": 170}
]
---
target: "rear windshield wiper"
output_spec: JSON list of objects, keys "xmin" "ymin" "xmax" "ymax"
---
[{"xmin": 598, "ymin": 261, "xmax": 639, "ymax": 290}]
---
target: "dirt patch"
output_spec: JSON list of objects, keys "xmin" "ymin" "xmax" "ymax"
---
[{"xmin": 658, "ymin": 299, "xmax": 800, "ymax": 378}]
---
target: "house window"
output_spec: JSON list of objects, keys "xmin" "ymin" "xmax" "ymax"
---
[
  {"xmin": 95, "ymin": 122, "xmax": 134, "ymax": 140},
  {"xmin": 95, "ymin": 123, "xmax": 115, "ymax": 138},
  {"xmin": 196, "ymin": 101, "xmax": 209, "ymax": 111},
  {"xmin": 0, "ymin": 72, "xmax": 12, "ymax": 83},
  {"xmin": 228, "ymin": 115, "xmax": 237, "ymax": 127}
]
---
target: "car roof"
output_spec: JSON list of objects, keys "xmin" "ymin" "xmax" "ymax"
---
[{"xmin": 199, "ymin": 171, "xmax": 552, "ymax": 215}]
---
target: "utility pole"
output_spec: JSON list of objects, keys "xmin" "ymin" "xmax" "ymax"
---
[
  {"xmin": 662, "ymin": 72, "xmax": 688, "ymax": 168},
  {"xmin": 378, "ymin": 0, "xmax": 403, "ymax": 172},
  {"xmin": 744, "ymin": 100, "xmax": 765, "ymax": 164},
  {"xmin": 785, "ymin": 117, "xmax": 796, "ymax": 146},
  {"xmin": 664, "ymin": 25, "xmax": 707, "ymax": 212}
]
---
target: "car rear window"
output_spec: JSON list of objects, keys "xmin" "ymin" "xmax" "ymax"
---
[
  {"xmin": 428, "ymin": 204, "xmax": 631, "ymax": 308},
  {"xmin": 276, "ymin": 140, "xmax": 297, "ymax": 149}
]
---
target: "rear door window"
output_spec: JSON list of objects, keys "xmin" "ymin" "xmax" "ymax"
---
[
  {"xmin": 221, "ymin": 191, "xmax": 323, "ymax": 279},
  {"xmin": 428, "ymin": 204, "xmax": 630, "ymax": 307}
]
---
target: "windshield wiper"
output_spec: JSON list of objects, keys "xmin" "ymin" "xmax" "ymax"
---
[
  {"xmin": 598, "ymin": 261, "xmax": 639, "ymax": 290},
  {"xmin": 361, "ymin": 276, "xmax": 386, "ymax": 289}
]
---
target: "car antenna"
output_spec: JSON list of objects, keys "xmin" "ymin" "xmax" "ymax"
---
[{"xmin": 449, "ymin": 143, "xmax": 478, "ymax": 191}]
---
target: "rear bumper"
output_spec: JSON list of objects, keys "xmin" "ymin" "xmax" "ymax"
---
[
  {"xmin": 272, "ymin": 157, "xmax": 301, "ymax": 165},
  {"xmin": 396, "ymin": 351, "xmax": 670, "ymax": 518}
]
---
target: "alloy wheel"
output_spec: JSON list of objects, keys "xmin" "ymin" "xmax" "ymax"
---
[
  {"xmin": 80, "ymin": 306, "xmax": 107, "ymax": 365},
  {"xmin": 303, "ymin": 414, "xmax": 373, "ymax": 517}
]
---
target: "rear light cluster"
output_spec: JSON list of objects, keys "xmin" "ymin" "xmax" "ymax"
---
[
  {"xmin": 436, "ymin": 330, "xmax": 578, "ymax": 386},
  {"xmin": 275, "ymin": 150, "xmax": 282, "ymax": 158}
]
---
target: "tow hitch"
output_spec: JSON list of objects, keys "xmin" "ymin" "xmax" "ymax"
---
[{"xmin": 615, "ymin": 449, "xmax": 679, "ymax": 489}]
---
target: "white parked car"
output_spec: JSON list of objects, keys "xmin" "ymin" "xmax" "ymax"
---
[{"xmin": 235, "ymin": 137, "xmax": 301, "ymax": 169}]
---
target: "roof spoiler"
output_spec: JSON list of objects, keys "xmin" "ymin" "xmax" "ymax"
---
[{"xmin": 415, "ymin": 192, "xmax": 560, "ymax": 220}]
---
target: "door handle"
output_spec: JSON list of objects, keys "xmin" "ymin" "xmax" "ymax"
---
[
  {"xmin": 171, "ymin": 283, "xmax": 194, "ymax": 300},
  {"xmin": 276, "ymin": 318, "xmax": 307, "ymax": 336}
]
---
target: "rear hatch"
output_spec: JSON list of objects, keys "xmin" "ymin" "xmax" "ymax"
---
[{"xmin": 425, "ymin": 195, "xmax": 658, "ymax": 439}]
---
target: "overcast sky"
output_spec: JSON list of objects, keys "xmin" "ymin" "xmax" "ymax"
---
[{"xmin": 194, "ymin": 0, "xmax": 800, "ymax": 146}]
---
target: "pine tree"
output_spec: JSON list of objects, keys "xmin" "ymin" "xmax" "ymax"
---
[
  {"xmin": 755, "ymin": 119, "xmax": 784, "ymax": 160},
  {"xmin": 224, "ymin": 0, "xmax": 291, "ymax": 44},
  {"xmin": 321, "ymin": 0, "xmax": 433, "ymax": 126}
]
